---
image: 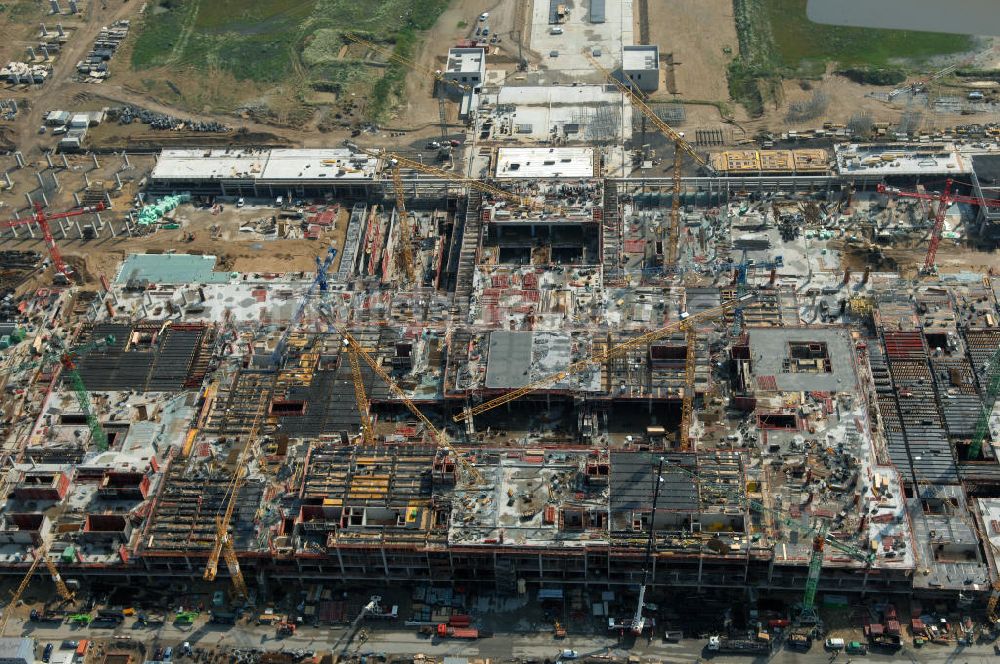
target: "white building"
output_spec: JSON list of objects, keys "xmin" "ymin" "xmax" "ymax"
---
[
  {"xmin": 621, "ymin": 45, "xmax": 659, "ymax": 92},
  {"xmin": 443, "ymin": 48, "xmax": 485, "ymax": 90},
  {"xmin": 0, "ymin": 638, "xmax": 34, "ymax": 664}
]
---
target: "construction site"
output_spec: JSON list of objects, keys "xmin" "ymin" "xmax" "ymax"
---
[{"xmin": 0, "ymin": 0, "xmax": 999, "ymax": 661}]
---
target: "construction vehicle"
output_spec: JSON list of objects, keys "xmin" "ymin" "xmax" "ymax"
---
[
  {"xmin": 707, "ymin": 634, "xmax": 772, "ymax": 654},
  {"xmin": 454, "ymin": 294, "xmax": 755, "ymax": 423},
  {"xmin": 969, "ymin": 347, "xmax": 1000, "ymax": 460},
  {"xmin": 67, "ymin": 614, "xmax": 92, "ymax": 626},
  {"xmin": 876, "ymin": 181, "xmax": 1000, "ymax": 274},
  {"xmin": 628, "ymin": 456, "xmax": 665, "ymax": 634},
  {"xmin": 276, "ymin": 621, "xmax": 296, "ymax": 637},
  {"xmin": 174, "ymin": 611, "xmax": 199, "ymax": 626},
  {"xmin": 202, "ymin": 392, "xmax": 268, "ymax": 599},
  {"xmin": 584, "ymin": 52, "xmax": 714, "ymax": 268},
  {"xmin": 0, "ymin": 542, "xmax": 67, "ymax": 634},
  {"xmin": 271, "ymin": 246, "xmax": 337, "ymax": 367},
  {"xmin": 437, "ymin": 623, "xmax": 483, "ymax": 639},
  {"xmin": 29, "ymin": 609, "xmax": 64, "ymax": 623},
  {"xmin": 0, "ymin": 202, "xmax": 107, "ymax": 283},
  {"xmin": 553, "ymin": 621, "xmax": 566, "ymax": 638}
]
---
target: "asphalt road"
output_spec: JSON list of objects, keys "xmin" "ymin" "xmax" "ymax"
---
[{"xmin": 15, "ymin": 617, "xmax": 1000, "ymax": 664}]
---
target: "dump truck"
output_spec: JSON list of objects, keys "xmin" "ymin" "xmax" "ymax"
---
[
  {"xmin": 787, "ymin": 632, "xmax": 812, "ymax": 651},
  {"xmin": 707, "ymin": 635, "xmax": 772, "ymax": 655},
  {"xmin": 30, "ymin": 610, "xmax": 64, "ymax": 623},
  {"xmin": 276, "ymin": 622, "xmax": 296, "ymax": 637}
]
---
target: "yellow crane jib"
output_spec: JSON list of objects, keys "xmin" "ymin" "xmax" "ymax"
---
[{"xmin": 454, "ymin": 294, "xmax": 754, "ymax": 422}]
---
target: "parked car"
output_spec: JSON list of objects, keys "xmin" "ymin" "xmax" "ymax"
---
[
  {"xmin": 479, "ymin": 12, "xmax": 489, "ymax": 21},
  {"xmin": 559, "ymin": 651, "xmax": 578, "ymax": 660},
  {"xmin": 825, "ymin": 638, "xmax": 845, "ymax": 650},
  {"xmin": 846, "ymin": 641, "xmax": 868, "ymax": 655},
  {"xmin": 43, "ymin": 644, "xmax": 54, "ymax": 662}
]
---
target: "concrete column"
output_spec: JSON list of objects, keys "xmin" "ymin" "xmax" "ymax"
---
[
  {"xmin": 25, "ymin": 192, "xmax": 32, "ymax": 207},
  {"xmin": 122, "ymin": 151, "xmax": 130, "ymax": 168},
  {"xmin": 25, "ymin": 222, "xmax": 35, "ymax": 238},
  {"xmin": 56, "ymin": 23, "xmax": 64, "ymax": 36},
  {"xmin": 91, "ymin": 153, "xmax": 100, "ymax": 169},
  {"xmin": 89, "ymin": 222, "xmax": 98, "ymax": 238},
  {"xmin": 40, "ymin": 46, "xmax": 49, "ymax": 61},
  {"xmin": 114, "ymin": 172, "xmax": 122, "ymax": 189},
  {"xmin": 72, "ymin": 191, "xmax": 81, "ymax": 206},
  {"xmin": 108, "ymin": 219, "xmax": 116, "ymax": 237},
  {"xmin": 68, "ymin": 0, "xmax": 78, "ymax": 13},
  {"xmin": 50, "ymin": 171, "xmax": 59, "ymax": 190},
  {"xmin": 14, "ymin": 152, "xmax": 24, "ymax": 168},
  {"xmin": 36, "ymin": 172, "xmax": 45, "ymax": 188},
  {"xmin": 2, "ymin": 172, "xmax": 11, "ymax": 188},
  {"xmin": 74, "ymin": 220, "xmax": 83, "ymax": 239},
  {"xmin": 60, "ymin": 220, "xmax": 68, "ymax": 239},
  {"xmin": 83, "ymin": 171, "xmax": 90, "ymax": 187},
  {"xmin": 49, "ymin": 0, "xmax": 60, "ymax": 14},
  {"xmin": 95, "ymin": 212, "xmax": 103, "ymax": 228},
  {"xmin": 26, "ymin": 47, "xmax": 36, "ymax": 61},
  {"xmin": 45, "ymin": 152, "xmax": 53, "ymax": 168},
  {"xmin": 40, "ymin": 191, "xmax": 48, "ymax": 207},
  {"xmin": 61, "ymin": 154, "xmax": 69, "ymax": 169},
  {"xmin": 39, "ymin": 24, "xmax": 47, "ymax": 36},
  {"xmin": 124, "ymin": 221, "xmax": 133, "ymax": 237},
  {"xmin": 104, "ymin": 192, "xmax": 112, "ymax": 207},
  {"xmin": 8, "ymin": 224, "xmax": 17, "ymax": 239}
]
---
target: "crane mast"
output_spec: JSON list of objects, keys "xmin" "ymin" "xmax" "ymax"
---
[
  {"xmin": 346, "ymin": 342, "xmax": 376, "ymax": 445},
  {"xmin": 1, "ymin": 203, "xmax": 107, "ymax": 282},
  {"xmin": 391, "ymin": 166, "xmax": 416, "ymax": 284}
]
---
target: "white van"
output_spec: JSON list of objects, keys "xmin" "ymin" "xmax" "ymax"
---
[
  {"xmin": 825, "ymin": 638, "xmax": 845, "ymax": 650},
  {"xmin": 550, "ymin": 27, "xmax": 564, "ymax": 35}
]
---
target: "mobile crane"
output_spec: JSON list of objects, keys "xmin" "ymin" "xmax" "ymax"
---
[
  {"xmin": 345, "ymin": 339, "xmax": 376, "ymax": 446},
  {"xmin": 271, "ymin": 246, "xmax": 337, "ymax": 367},
  {"xmin": 453, "ymin": 294, "xmax": 755, "ymax": 423}
]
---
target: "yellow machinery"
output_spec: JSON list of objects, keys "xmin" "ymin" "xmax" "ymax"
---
[
  {"xmin": 454, "ymin": 294, "xmax": 754, "ymax": 422},
  {"xmin": 204, "ymin": 393, "xmax": 268, "ymax": 599},
  {"xmin": 42, "ymin": 550, "xmax": 73, "ymax": 602},
  {"xmin": 680, "ymin": 324, "xmax": 697, "ymax": 450},
  {"xmin": 346, "ymin": 341, "xmax": 376, "ymax": 445},
  {"xmin": 0, "ymin": 551, "xmax": 43, "ymax": 634},
  {"xmin": 341, "ymin": 329, "xmax": 445, "ymax": 445},
  {"xmin": 391, "ymin": 166, "xmax": 416, "ymax": 284},
  {"xmin": 584, "ymin": 52, "xmax": 713, "ymax": 268}
]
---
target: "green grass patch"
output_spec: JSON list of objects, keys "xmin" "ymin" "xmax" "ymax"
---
[
  {"xmin": 457, "ymin": 20, "xmax": 467, "ymax": 29},
  {"xmin": 131, "ymin": 0, "xmax": 451, "ymax": 114},
  {"xmin": 763, "ymin": 0, "xmax": 974, "ymax": 69}
]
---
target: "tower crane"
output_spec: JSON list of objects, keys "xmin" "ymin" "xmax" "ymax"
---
[
  {"xmin": 584, "ymin": 52, "xmax": 714, "ymax": 268},
  {"xmin": 453, "ymin": 294, "xmax": 755, "ymax": 423},
  {"xmin": 344, "ymin": 340, "xmax": 376, "ymax": 446},
  {"xmin": 876, "ymin": 181, "xmax": 1000, "ymax": 274},
  {"xmin": 0, "ymin": 547, "xmax": 44, "ymax": 635},
  {"xmin": 345, "ymin": 33, "xmax": 471, "ymax": 138},
  {"xmin": 660, "ymin": 457, "xmax": 872, "ymax": 626},
  {"xmin": 391, "ymin": 166, "xmax": 416, "ymax": 285},
  {"xmin": 969, "ymin": 347, "xmax": 1000, "ymax": 460},
  {"xmin": 271, "ymin": 246, "xmax": 337, "ymax": 367},
  {"xmin": 339, "ymin": 329, "xmax": 445, "ymax": 445},
  {"xmin": 5, "ymin": 335, "xmax": 117, "ymax": 451},
  {"xmin": 203, "ymin": 392, "xmax": 268, "ymax": 599},
  {"xmin": 716, "ymin": 253, "xmax": 783, "ymax": 334},
  {"xmin": 679, "ymin": 324, "xmax": 696, "ymax": 450},
  {"xmin": 1, "ymin": 202, "xmax": 107, "ymax": 283}
]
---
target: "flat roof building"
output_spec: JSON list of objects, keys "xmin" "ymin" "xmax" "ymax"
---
[
  {"xmin": 621, "ymin": 45, "xmax": 659, "ymax": 92},
  {"xmin": 443, "ymin": 47, "xmax": 485, "ymax": 90},
  {"xmin": 494, "ymin": 147, "xmax": 595, "ymax": 179}
]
